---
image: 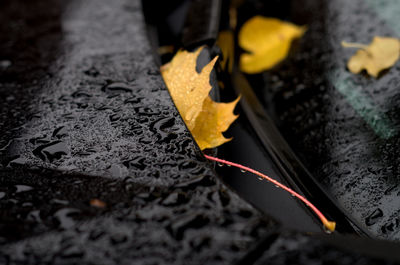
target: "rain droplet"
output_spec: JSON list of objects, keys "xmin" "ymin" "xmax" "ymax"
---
[
  {"xmin": 122, "ymin": 157, "xmax": 146, "ymax": 170},
  {"xmin": 8, "ymin": 157, "xmax": 28, "ymax": 167},
  {"xmin": 102, "ymin": 82, "xmax": 133, "ymax": 93},
  {"xmin": 109, "ymin": 114, "xmax": 121, "ymax": 122},
  {"xmin": 240, "ymin": 169, "xmax": 246, "ymax": 173},
  {"xmin": 110, "ymin": 233, "xmax": 127, "ymax": 245},
  {"xmin": 323, "ymin": 225, "xmax": 333, "ymax": 234},
  {"xmin": 32, "ymin": 141, "xmax": 68, "ymax": 162},
  {"xmin": 83, "ymin": 67, "xmax": 99, "ymax": 77},
  {"xmin": 54, "ymin": 208, "xmax": 80, "ymax": 229},
  {"xmin": 15, "ymin": 185, "xmax": 34, "ymax": 193},
  {"xmin": 0, "ymin": 60, "xmax": 11, "ymax": 69},
  {"xmin": 365, "ymin": 208, "xmax": 383, "ymax": 226},
  {"xmin": 52, "ymin": 126, "xmax": 68, "ymax": 139},
  {"xmin": 71, "ymin": 90, "xmax": 92, "ymax": 98},
  {"xmin": 217, "ymin": 163, "xmax": 224, "ymax": 167},
  {"xmin": 257, "ymin": 177, "xmax": 263, "ymax": 181}
]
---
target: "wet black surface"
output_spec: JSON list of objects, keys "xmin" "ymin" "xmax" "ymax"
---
[
  {"xmin": 1, "ymin": 0, "xmax": 400, "ymax": 264},
  {"xmin": 0, "ymin": 0, "xmax": 275, "ymax": 263},
  {"xmin": 243, "ymin": 0, "xmax": 400, "ymax": 240},
  {"xmin": 254, "ymin": 232, "xmax": 400, "ymax": 265}
]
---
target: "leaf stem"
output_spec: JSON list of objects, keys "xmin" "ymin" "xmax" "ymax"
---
[
  {"xmin": 204, "ymin": 154, "xmax": 336, "ymax": 232},
  {"xmin": 341, "ymin": 41, "xmax": 368, "ymax": 49}
]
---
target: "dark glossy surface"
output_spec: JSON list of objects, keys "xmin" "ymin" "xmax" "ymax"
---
[
  {"xmin": 0, "ymin": 0, "xmax": 275, "ymax": 263},
  {"xmin": 245, "ymin": 0, "xmax": 400, "ymax": 240},
  {"xmin": 1, "ymin": 0, "xmax": 400, "ymax": 263},
  {"xmin": 228, "ymin": 71, "xmax": 362, "ymax": 235},
  {"xmin": 218, "ymin": 114, "xmax": 323, "ymax": 233}
]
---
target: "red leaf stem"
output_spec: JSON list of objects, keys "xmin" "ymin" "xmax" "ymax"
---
[{"xmin": 204, "ymin": 154, "xmax": 336, "ymax": 232}]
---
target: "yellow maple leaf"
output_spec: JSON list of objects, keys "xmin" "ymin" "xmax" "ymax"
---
[
  {"xmin": 342, "ymin": 37, "xmax": 400, "ymax": 78},
  {"xmin": 161, "ymin": 47, "xmax": 239, "ymax": 150},
  {"xmin": 239, "ymin": 16, "xmax": 306, "ymax": 74}
]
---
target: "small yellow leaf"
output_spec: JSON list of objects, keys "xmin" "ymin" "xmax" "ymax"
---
[
  {"xmin": 239, "ymin": 16, "xmax": 306, "ymax": 74},
  {"xmin": 343, "ymin": 37, "xmax": 400, "ymax": 78},
  {"xmin": 161, "ymin": 47, "xmax": 239, "ymax": 150}
]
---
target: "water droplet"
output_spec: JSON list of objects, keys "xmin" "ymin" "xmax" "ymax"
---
[
  {"xmin": 240, "ymin": 169, "xmax": 246, "ymax": 173},
  {"xmin": 83, "ymin": 67, "xmax": 99, "ymax": 77},
  {"xmin": 323, "ymin": 225, "xmax": 333, "ymax": 234},
  {"xmin": 0, "ymin": 60, "xmax": 11, "ymax": 69},
  {"xmin": 77, "ymin": 102, "xmax": 88, "ymax": 109},
  {"xmin": 217, "ymin": 162, "xmax": 224, "ymax": 167},
  {"xmin": 275, "ymin": 185, "xmax": 279, "ymax": 189},
  {"xmin": 149, "ymin": 117, "xmax": 177, "ymax": 143},
  {"xmin": 54, "ymin": 208, "xmax": 80, "ymax": 229},
  {"xmin": 365, "ymin": 208, "xmax": 383, "ymax": 226},
  {"xmin": 147, "ymin": 68, "xmax": 159, "ymax": 76},
  {"xmin": 102, "ymin": 82, "xmax": 133, "ymax": 94},
  {"xmin": 29, "ymin": 135, "xmax": 49, "ymax": 145},
  {"xmin": 6, "ymin": 95, "xmax": 15, "ymax": 101},
  {"xmin": 32, "ymin": 141, "xmax": 68, "ymax": 162},
  {"xmin": 381, "ymin": 220, "xmax": 399, "ymax": 234},
  {"xmin": 257, "ymin": 177, "xmax": 263, "ymax": 181},
  {"xmin": 8, "ymin": 157, "xmax": 28, "ymax": 167},
  {"xmin": 110, "ymin": 233, "xmax": 127, "ymax": 245},
  {"xmin": 123, "ymin": 157, "xmax": 147, "ymax": 170},
  {"xmin": 71, "ymin": 90, "xmax": 92, "ymax": 98},
  {"xmin": 134, "ymin": 106, "xmax": 161, "ymax": 116},
  {"xmin": 109, "ymin": 114, "xmax": 120, "ymax": 122},
  {"xmin": 60, "ymin": 245, "xmax": 84, "ymax": 259},
  {"xmin": 124, "ymin": 96, "xmax": 142, "ymax": 105},
  {"xmin": 15, "ymin": 185, "xmax": 34, "ymax": 193},
  {"xmin": 51, "ymin": 199, "xmax": 70, "ymax": 205},
  {"xmin": 52, "ymin": 126, "xmax": 68, "ymax": 139},
  {"xmin": 26, "ymin": 210, "xmax": 41, "ymax": 222},
  {"xmin": 89, "ymin": 229, "xmax": 105, "ymax": 240}
]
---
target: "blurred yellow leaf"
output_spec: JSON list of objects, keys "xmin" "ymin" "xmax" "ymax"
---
[
  {"xmin": 217, "ymin": 30, "xmax": 234, "ymax": 73},
  {"xmin": 239, "ymin": 16, "xmax": 306, "ymax": 74},
  {"xmin": 161, "ymin": 47, "xmax": 239, "ymax": 150},
  {"xmin": 342, "ymin": 37, "xmax": 400, "ymax": 78}
]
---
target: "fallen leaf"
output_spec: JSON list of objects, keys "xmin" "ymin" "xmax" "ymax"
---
[
  {"xmin": 239, "ymin": 16, "xmax": 306, "ymax": 74},
  {"xmin": 161, "ymin": 47, "xmax": 239, "ymax": 150},
  {"xmin": 342, "ymin": 37, "xmax": 400, "ymax": 78}
]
